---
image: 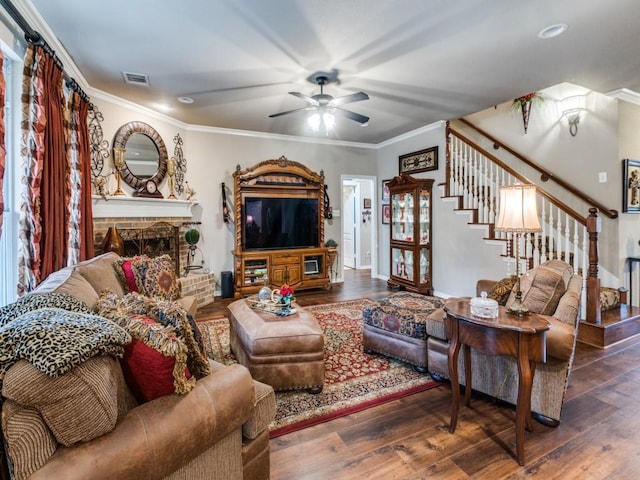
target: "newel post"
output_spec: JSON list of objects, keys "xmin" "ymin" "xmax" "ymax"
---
[{"xmin": 586, "ymin": 208, "xmax": 601, "ymax": 325}]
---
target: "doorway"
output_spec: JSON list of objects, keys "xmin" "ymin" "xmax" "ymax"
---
[{"xmin": 341, "ymin": 175, "xmax": 376, "ymax": 275}]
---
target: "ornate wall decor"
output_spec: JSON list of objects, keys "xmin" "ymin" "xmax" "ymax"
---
[
  {"xmin": 623, "ymin": 158, "xmax": 640, "ymax": 213},
  {"xmin": 399, "ymin": 146, "xmax": 438, "ymax": 175},
  {"xmin": 88, "ymin": 106, "xmax": 111, "ymax": 196},
  {"xmin": 173, "ymin": 133, "xmax": 186, "ymax": 196}
]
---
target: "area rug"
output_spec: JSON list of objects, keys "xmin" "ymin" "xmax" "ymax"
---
[{"xmin": 198, "ymin": 298, "xmax": 441, "ymax": 438}]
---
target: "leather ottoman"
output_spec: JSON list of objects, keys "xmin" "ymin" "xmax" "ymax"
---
[
  {"xmin": 228, "ymin": 299, "xmax": 325, "ymax": 393},
  {"xmin": 362, "ymin": 291, "xmax": 445, "ymax": 372}
]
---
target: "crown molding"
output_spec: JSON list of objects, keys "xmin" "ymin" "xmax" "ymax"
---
[
  {"xmin": 376, "ymin": 120, "xmax": 446, "ymax": 148},
  {"xmin": 607, "ymin": 88, "xmax": 640, "ymax": 106},
  {"xmin": 185, "ymin": 122, "xmax": 378, "ymax": 149},
  {"xmin": 87, "ymin": 87, "xmax": 190, "ymax": 130}
]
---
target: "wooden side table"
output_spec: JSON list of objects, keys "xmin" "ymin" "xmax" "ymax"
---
[{"xmin": 444, "ymin": 300, "xmax": 550, "ymax": 465}]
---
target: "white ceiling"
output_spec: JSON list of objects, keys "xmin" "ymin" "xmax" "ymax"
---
[{"xmin": 23, "ymin": 0, "xmax": 640, "ymax": 144}]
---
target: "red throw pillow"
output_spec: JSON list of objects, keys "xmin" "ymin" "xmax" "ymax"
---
[
  {"xmin": 113, "ymin": 255, "xmax": 149, "ymax": 293},
  {"xmin": 119, "ymin": 315, "xmax": 191, "ymax": 403}
]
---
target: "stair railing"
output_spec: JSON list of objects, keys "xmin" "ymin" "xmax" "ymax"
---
[{"xmin": 446, "ymin": 123, "xmax": 604, "ymax": 323}]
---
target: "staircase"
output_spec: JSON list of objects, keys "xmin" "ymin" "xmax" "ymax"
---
[{"xmin": 445, "ymin": 120, "xmax": 640, "ymax": 348}]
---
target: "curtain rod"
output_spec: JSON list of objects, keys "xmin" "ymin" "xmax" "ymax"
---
[{"xmin": 0, "ymin": 0, "xmax": 91, "ymax": 105}]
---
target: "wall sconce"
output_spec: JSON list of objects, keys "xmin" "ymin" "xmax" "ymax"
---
[{"xmin": 560, "ymin": 95, "xmax": 586, "ymax": 137}]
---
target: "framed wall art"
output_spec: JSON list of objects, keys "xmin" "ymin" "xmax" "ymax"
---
[
  {"xmin": 399, "ymin": 146, "xmax": 438, "ymax": 175},
  {"xmin": 382, "ymin": 204, "xmax": 391, "ymax": 224},
  {"xmin": 623, "ymin": 158, "xmax": 640, "ymax": 213},
  {"xmin": 381, "ymin": 179, "xmax": 391, "ymax": 202}
]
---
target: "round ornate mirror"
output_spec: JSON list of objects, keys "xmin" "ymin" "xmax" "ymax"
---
[{"xmin": 112, "ymin": 121, "xmax": 168, "ymax": 191}]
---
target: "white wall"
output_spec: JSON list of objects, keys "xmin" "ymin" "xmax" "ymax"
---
[
  {"xmin": 465, "ymin": 84, "xmax": 621, "ymax": 284},
  {"xmin": 173, "ymin": 127, "xmax": 376, "ymax": 281},
  {"xmin": 618, "ymin": 100, "xmax": 640, "ymax": 299},
  {"xmin": 376, "ymin": 123, "xmax": 451, "ymax": 289}
]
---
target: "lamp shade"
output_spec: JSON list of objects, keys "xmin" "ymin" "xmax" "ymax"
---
[{"xmin": 495, "ymin": 184, "xmax": 542, "ymax": 233}]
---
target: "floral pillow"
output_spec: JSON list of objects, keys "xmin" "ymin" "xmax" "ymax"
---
[{"xmin": 132, "ymin": 255, "xmax": 181, "ymax": 300}]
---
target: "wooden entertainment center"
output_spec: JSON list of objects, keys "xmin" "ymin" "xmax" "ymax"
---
[{"xmin": 232, "ymin": 157, "xmax": 330, "ymax": 298}]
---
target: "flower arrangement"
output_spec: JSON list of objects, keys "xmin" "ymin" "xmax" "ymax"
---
[
  {"xmin": 512, "ymin": 92, "xmax": 543, "ymax": 111},
  {"xmin": 512, "ymin": 92, "xmax": 543, "ymax": 134},
  {"xmin": 277, "ymin": 284, "xmax": 295, "ymax": 305}
]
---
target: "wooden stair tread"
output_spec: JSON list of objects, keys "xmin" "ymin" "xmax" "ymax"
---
[
  {"xmin": 598, "ymin": 305, "xmax": 640, "ymax": 326},
  {"xmin": 578, "ymin": 305, "xmax": 640, "ymax": 348}
]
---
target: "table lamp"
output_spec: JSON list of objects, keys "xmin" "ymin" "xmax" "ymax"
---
[{"xmin": 495, "ymin": 183, "xmax": 542, "ymax": 315}]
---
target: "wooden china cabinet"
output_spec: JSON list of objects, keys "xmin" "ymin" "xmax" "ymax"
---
[{"xmin": 387, "ymin": 174, "xmax": 434, "ymax": 295}]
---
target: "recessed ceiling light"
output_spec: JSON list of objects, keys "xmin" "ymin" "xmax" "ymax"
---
[
  {"xmin": 538, "ymin": 23, "xmax": 568, "ymax": 39},
  {"xmin": 178, "ymin": 96, "xmax": 194, "ymax": 104}
]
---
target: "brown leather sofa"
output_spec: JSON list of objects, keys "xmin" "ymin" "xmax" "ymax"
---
[
  {"xmin": 1, "ymin": 252, "xmax": 276, "ymax": 480},
  {"xmin": 426, "ymin": 259, "xmax": 582, "ymax": 426}
]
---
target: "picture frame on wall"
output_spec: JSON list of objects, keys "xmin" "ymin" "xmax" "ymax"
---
[
  {"xmin": 399, "ymin": 146, "xmax": 438, "ymax": 175},
  {"xmin": 363, "ymin": 198, "xmax": 371, "ymax": 209},
  {"xmin": 382, "ymin": 204, "xmax": 391, "ymax": 224},
  {"xmin": 623, "ymin": 158, "xmax": 640, "ymax": 213},
  {"xmin": 381, "ymin": 179, "xmax": 391, "ymax": 202}
]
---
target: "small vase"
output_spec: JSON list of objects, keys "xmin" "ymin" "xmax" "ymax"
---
[{"xmin": 101, "ymin": 226, "xmax": 124, "ymax": 256}]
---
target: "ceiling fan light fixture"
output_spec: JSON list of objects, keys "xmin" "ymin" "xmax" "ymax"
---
[
  {"xmin": 271, "ymin": 73, "xmax": 369, "ymax": 131},
  {"xmin": 323, "ymin": 111, "xmax": 335, "ymax": 129},
  {"xmin": 307, "ymin": 109, "xmax": 335, "ymax": 134},
  {"xmin": 307, "ymin": 112, "xmax": 321, "ymax": 131}
]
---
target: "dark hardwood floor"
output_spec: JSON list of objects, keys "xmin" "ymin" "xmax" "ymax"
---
[{"xmin": 199, "ymin": 269, "xmax": 640, "ymax": 479}]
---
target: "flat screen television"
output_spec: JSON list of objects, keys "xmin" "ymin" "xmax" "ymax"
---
[{"xmin": 243, "ymin": 197, "xmax": 319, "ymax": 250}]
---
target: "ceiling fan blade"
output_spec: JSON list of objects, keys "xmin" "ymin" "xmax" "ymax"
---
[
  {"xmin": 329, "ymin": 91, "xmax": 369, "ymax": 106},
  {"xmin": 334, "ymin": 108, "xmax": 369, "ymax": 125},
  {"xmin": 268, "ymin": 106, "xmax": 312, "ymax": 118},
  {"xmin": 289, "ymin": 91, "xmax": 320, "ymax": 106}
]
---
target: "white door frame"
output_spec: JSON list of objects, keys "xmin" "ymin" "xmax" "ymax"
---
[{"xmin": 340, "ymin": 174, "xmax": 378, "ymax": 276}]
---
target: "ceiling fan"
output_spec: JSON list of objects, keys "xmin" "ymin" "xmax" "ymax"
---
[{"xmin": 269, "ymin": 75, "xmax": 370, "ymax": 128}]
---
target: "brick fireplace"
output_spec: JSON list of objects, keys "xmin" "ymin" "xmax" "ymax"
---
[{"xmin": 92, "ymin": 196, "xmax": 215, "ymax": 307}]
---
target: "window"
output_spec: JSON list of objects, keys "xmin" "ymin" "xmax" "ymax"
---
[{"xmin": 0, "ymin": 49, "xmax": 21, "ymax": 306}]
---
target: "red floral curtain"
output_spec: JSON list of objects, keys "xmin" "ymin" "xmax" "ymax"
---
[
  {"xmin": 18, "ymin": 44, "xmax": 46, "ymax": 293},
  {"xmin": 18, "ymin": 44, "xmax": 95, "ymax": 293},
  {"xmin": 18, "ymin": 44, "xmax": 67, "ymax": 293},
  {"xmin": 66, "ymin": 91, "xmax": 94, "ymax": 264},
  {"xmin": 0, "ymin": 50, "xmax": 6, "ymax": 241},
  {"xmin": 78, "ymin": 99, "xmax": 94, "ymax": 261}
]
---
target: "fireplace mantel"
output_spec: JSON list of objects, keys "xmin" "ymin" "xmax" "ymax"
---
[{"xmin": 92, "ymin": 195, "xmax": 197, "ymax": 218}]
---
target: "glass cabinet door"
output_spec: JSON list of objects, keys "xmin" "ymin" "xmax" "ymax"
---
[
  {"xmin": 419, "ymin": 189, "xmax": 430, "ymax": 245},
  {"xmin": 391, "ymin": 247, "xmax": 414, "ymax": 281},
  {"xmin": 418, "ymin": 247, "xmax": 429, "ymax": 283},
  {"xmin": 391, "ymin": 192, "xmax": 415, "ymax": 242}
]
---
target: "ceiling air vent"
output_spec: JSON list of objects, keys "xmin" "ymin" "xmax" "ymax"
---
[{"xmin": 122, "ymin": 71, "xmax": 150, "ymax": 86}]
